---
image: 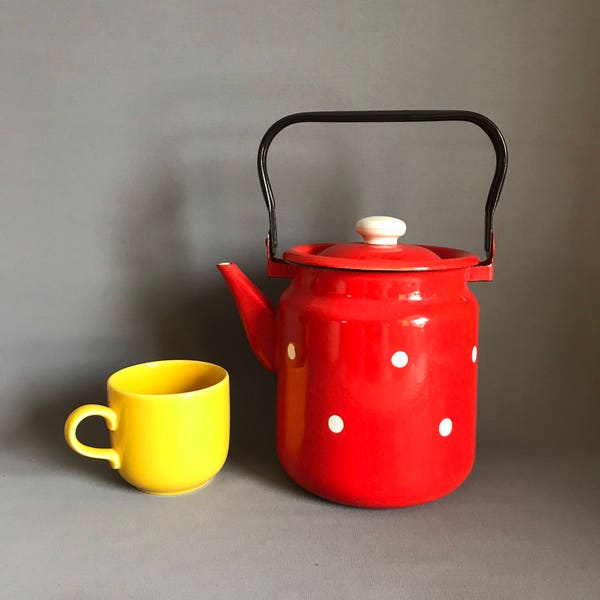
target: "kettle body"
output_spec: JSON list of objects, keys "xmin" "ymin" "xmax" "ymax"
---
[{"xmin": 276, "ymin": 267, "xmax": 478, "ymax": 507}]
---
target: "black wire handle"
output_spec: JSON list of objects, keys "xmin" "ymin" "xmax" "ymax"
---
[{"xmin": 257, "ymin": 110, "xmax": 508, "ymax": 265}]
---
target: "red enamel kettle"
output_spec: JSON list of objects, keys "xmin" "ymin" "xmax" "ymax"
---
[{"xmin": 219, "ymin": 111, "xmax": 507, "ymax": 507}]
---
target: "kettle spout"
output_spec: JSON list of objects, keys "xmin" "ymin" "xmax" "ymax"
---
[{"xmin": 217, "ymin": 262, "xmax": 277, "ymax": 371}]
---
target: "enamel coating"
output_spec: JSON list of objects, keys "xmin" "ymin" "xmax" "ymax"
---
[
  {"xmin": 276, "ymin": 267, "xmax": 478, "ymax": 507},
  {"xmin": 282, "ymin": 242, "xmax": 480, "ymax": 272},
  {"xmin": 219, "ymin": 260, "xmax": 487, "ymax": 507}
]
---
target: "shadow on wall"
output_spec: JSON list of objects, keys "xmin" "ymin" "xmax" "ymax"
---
[
  {"xmin": 107, "ymin": 123, "xmax": 359, "ymax": 488},
  {"xmin": 114, "ymin": 161, "xmax": 282, "ymax": 467},
  {"xmin": 5, "ymin": 101, "xmax": 361, "ymax": 493}
]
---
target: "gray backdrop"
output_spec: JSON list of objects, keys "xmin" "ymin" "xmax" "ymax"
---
[{"xmin": 2, "ymin": 2, "xmax": 599, "ymax": 599}]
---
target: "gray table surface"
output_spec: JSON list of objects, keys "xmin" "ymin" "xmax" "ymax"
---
[{"xmin": 2, "ymin": 445, "xmax": 599, "ymax": 599}]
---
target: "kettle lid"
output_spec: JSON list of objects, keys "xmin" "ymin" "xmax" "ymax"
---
[{"xmin": 282, "ymin": 216, "xmax": 480, "ymax": 272}]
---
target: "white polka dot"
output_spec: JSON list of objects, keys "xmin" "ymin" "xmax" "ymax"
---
[
  {"xmin": 287, "ymin": 343, "xmax": 296, "ymax": 360},
  {"xmin": 328, "ymin": 415, "xmax": 344, "ymax": 433},
  {"xmin": 391, "ymin": 351, "xmax": 409, "ymax": 368},
  {"xmin": 471, "ymin": 345, "xmax": 477, "ymax": 363},
  {"xmin": 439, "ymin": 418, "xmax": 453, "ymax": 437}
]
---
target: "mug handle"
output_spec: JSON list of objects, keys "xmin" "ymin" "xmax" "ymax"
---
[{"xmin": 64, "ymin": 405, "xmax": 121, "ymax": 469}]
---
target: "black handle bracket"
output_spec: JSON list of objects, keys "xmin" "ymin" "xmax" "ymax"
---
[{"xmin": 257, "ymin": 110, "xmax": 507, "ymax": 266}]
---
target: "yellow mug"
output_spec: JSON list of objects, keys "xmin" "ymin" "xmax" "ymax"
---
[{"xmin": 64, "ymin": 360, "xmax": 229, "ymax": 495}]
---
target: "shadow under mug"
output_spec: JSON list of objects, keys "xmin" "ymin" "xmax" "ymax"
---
[{"xmin": 64, "ymin": 360, "xmax": 230, "ymax": 495}]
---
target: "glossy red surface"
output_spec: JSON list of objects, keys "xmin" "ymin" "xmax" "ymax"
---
[
  {"xmin": 283, "ymin": 242, "xmax": 480, "ymax": 271},
  {"xmin": 218, "ymin": 263, "xmax": 277, "ymax": 371},
  {"xmin": 275, "ymin": 267, "xmax": 479, "ymax": 507},
  {"xmin": 219, "ymin": 258, "xmax": 487, "ymax": 507}
]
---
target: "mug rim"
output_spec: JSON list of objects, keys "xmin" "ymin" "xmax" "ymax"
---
[{"xmin": 107, "ymin": 359, "xmax": 229, "ymax": 398}]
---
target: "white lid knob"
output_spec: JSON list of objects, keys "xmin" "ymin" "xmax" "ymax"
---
[{"xmin": 355, "ymin": 216, "xmax": 407, "ymax": 245}]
